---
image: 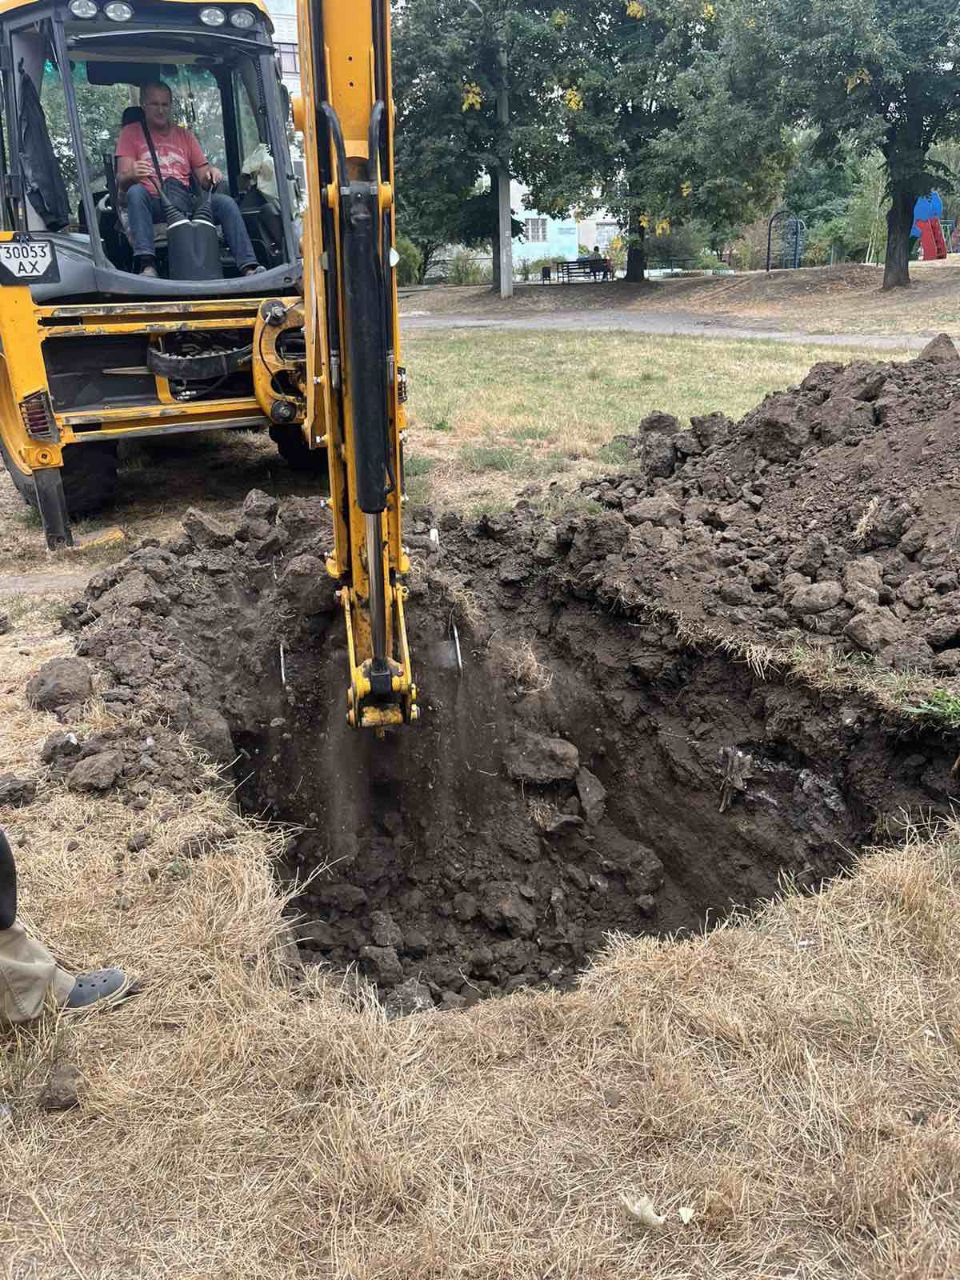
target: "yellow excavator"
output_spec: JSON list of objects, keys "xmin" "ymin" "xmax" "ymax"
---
[{"xmin": 0, "ymin": 0, "xmax": 416, "ymax": 729}]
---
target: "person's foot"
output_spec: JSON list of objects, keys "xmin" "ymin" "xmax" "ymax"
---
[
  {"xmin": 61, "ymin": 968, "xmax": 131, "ymax": 1012},
  {"xmin": 242, "ymin": 264, "xmax": 266, "ymax": 275},
  {"xmin": 140, "ymin": 265, "xmax": 158, "ymax": 278}
]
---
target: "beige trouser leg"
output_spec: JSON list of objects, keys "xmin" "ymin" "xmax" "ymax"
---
[{"xmin": 0, "ymin": 922, "xmax": 75, "ymax": 1025}]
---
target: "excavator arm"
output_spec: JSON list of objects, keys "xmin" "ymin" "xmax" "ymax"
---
[{"xmin": 289, "ymin": 0, "xmax": 417, "ymax": 730}]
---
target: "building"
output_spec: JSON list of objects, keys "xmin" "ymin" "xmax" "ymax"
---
[
  {"xmin": 265, "ymin": 0, "xmax": 300, "ymax": 92},
  {"xmin": 510, "ymin": 182, "xmax": 622, "ymax": 265},
  {"xmin": 511, "ymin": 182, "xmax": 579, "ymax": 264}
]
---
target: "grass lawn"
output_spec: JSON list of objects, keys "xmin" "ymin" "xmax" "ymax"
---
[{"xmin": 402, "ymin": 329, "xmax": 915, "ymax": 510}]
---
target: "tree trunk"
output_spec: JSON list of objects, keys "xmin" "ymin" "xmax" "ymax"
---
[
  {"xmin": 882, "ymin": 181, "xmax": 914, "ymax": 290},
  {"xmin": 625, "ymin": 213, "xmax": 645, "ymax": 283},
  {"xmin": 417, "ymin": 243, "xmax": 437, "ymax": 284},
  {"xmin": 882, "ymin": 112, "xmax": 926, "ymax": 291}
]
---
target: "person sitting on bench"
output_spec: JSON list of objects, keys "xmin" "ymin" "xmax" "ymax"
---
[{"xmin": 116, "ymin": 81, "xmax": 261, "ymax": 277}]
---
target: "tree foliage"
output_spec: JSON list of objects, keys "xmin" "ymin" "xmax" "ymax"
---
[
  {"xmin": 712, "ymin": 0, "xmax": 960, "ymax": 286},
  {"xmin": 392, "ymin": 0, "xmax": 960, "ymax": 287},
  {"xmin": 392, "ymin": 0, "xmax": 562, "ymax": 277}
]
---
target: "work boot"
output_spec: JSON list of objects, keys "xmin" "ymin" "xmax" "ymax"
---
[{"xmin": 61, "ymin": 968, "xmax": 130, "ymax": 1011}]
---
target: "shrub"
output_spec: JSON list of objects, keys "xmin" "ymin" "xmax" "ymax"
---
[
  {"xmin": 520, "ymin": 255, "xmax": 561, "ymax": 282},
  {"xmin": 396, "ymin": 235, "xmax": 423, "ymax": 285},
  {"xmin": 448, "ymin": 249, "xmax": 490, "ymax": 285}
]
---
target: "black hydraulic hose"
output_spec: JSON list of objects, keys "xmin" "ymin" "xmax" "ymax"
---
[
  {"xmin": 147, "ymin": 343, "xmax": 252, "ymax": 379},
  {"xmin": 320, "ymin": 103, "xmax": 350, "ymax": 192},
  {"xmin": 322, "ymin": 102, "xmax": 390, "ymax": 515}
]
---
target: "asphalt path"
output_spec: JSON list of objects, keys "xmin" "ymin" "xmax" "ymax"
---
[{"xmin": 401, "ymin": 306, "xmax": 923, "ymax": 350}]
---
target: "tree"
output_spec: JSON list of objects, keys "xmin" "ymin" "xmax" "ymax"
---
[
  {"xmin": 392, "ymin": 0, "xmax": 564, "ymax": 283},
  {"xmin": 717, "ymin": 0, "xmax": 960, "ymax": 288},
  {"xmin": 515, "ymin": 1, "xmax": 787, "ymax": 282},
  {"xmin": 392, "ymin": 0, "xmax": 485, "ymax": 278}
]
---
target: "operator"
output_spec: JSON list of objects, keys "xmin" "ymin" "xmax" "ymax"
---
[
  {"xmin": 0, "ymin": 827, "xmax": 131, "ymax": 1023},
  {"xmin": 116, "ymin": 81, "xmax": 262, "ymax": 278}
]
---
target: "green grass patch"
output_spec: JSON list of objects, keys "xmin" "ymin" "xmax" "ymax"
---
[
  {"xmin": 404, "ymin": 453, "xmax": 435, "ymax": 477},
  {"xmin": 597, "ymin": 437, "xmax": 638, "ymax": 465},
  {"xmin": 903, "ymin": 688, "xmax": 960, "ymax": 729},
  {"xmin": 460, "ymin": 443, "xmax": 530, "ymax": 473},
  {"xmin": 401, "ymin": 328, "xmax": 915, "ymax": 511},
  {"xmin": 507, "ymin": 424, "xmax": 555, "ymax": 443},
  {"xmin": 404, "ymin": 330, "xmax": 914, "ymax": 454}
]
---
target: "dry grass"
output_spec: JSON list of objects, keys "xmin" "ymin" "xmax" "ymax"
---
[
  {"xmin": 1, "ymin": 317, "xmax": 958, "ymax": 1276},
  {"xmin": 402, "ymin": 330, "xmax": 913, "ymax": 512},
  {"xmin": 2, "ymin": 602, "xmax": 960, "ymax": 1276}
]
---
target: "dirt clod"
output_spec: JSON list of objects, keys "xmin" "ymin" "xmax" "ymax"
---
[
  {"xmin": 39, "ymin": 1060, "xmax": 82, "ymax": 1112},
  {"xmin": 67, "ymin": 750, "xmax": 125, "ymax": 793},
  {"xmin": 25, "ymin": 657, "xmax": 91, "ymax": 713},
  {"xmin": 918, "ymin": 332, "xmax": 960, "ymax": 363},
  {"xmin": 504, "ymin": 731, "xmax": 580, "ymax": 783},
  {"xmin": 0, "ymin": 774, "xmax": 37, "ymax": 807}
]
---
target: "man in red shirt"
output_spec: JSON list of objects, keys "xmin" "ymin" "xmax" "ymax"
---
[{"xmin": 116, "ymin": 81, "xmax": 260, "ymax": 277}]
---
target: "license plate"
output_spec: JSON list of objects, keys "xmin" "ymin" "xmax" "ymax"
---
[{"xmin": 0, "ymin": 237, "xmax": 59, "ymax": 284}]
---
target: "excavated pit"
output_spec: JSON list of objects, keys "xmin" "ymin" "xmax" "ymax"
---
[
  {"xmin": 66, "ymin": 343, "xmax": 960, "ymax": 1012},
  {"xmin": 230, "ymin": 583, "xmax": 958, "ymax": 1013}
]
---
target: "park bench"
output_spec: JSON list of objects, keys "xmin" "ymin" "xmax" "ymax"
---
[{"xmin": 554, "ymin": 256, "xmax": 613, "ymax": 282}]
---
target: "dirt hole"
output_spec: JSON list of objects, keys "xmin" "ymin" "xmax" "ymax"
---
[{"xmin": 232, "ymin": 587, "xmax": 957, "ymax": 1015}]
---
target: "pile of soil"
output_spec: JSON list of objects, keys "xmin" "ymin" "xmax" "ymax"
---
[
  {"xmin": 47, "ymin": 342, "xmax": 960, "ymax": 1010},
  {"xmin": 554, "ymin": 334, "xmax": 960, "ymax": 673}
]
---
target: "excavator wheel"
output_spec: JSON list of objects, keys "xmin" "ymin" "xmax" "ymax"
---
[
  {"xmin": 0, "ymin": 437, "xmax": 118, "ymax": 518},
  {"xmin": 269, "ymin": 424, "xmax": 330, "ymax": 485}
]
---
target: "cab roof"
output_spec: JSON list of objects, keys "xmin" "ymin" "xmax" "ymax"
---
[{"xmin": 0, "ymin": 0, "xmax": 272, "ymax": 18}]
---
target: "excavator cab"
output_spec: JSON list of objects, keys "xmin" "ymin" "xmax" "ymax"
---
[
  {"xmin": 0, "ymin": 0, "xmax": 416, "ymax": 730},
  {"xmin": 0, "ymin": 0, "xmax": 304, "ymax": 533}
]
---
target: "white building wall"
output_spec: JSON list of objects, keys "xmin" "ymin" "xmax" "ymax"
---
[
  {"xmin": 264, "ymin": 0, "xmax": 300, "ymax": 92},
  {"xmin": 511, "ymin": 181, "xmax": 623, "ymax": 258}
]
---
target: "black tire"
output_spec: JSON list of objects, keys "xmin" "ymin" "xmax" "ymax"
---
[
  {"xmin": 0, "ymin": 432, "xmax": 34, "ymax": 506},
  {"xmin": 270, "ymin": 424, "xmax": 330, "ymax": 482},
  {"xmin": 0, "ymin": 438, "xmax": 118, "ymax": 518}
]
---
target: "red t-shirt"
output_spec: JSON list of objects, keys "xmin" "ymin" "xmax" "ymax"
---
[{"xmin": 116, "ymin": 122, "xmax": 206, "ymax": 196}]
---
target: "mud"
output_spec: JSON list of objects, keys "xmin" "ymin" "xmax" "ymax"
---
[{"xmin": 54, "ymin": 337, "xmax": 960, "ymax": 1009}]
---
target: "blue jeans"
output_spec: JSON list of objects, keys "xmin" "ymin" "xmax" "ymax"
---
[{"xmin": 126, "ymin": 181, "xmax": 258, "ymax": 271}]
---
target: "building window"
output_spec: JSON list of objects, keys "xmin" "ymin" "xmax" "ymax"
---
[
  {"xmin": 596, "ymin": 221, "xmax": 619, "ymax": 250},
  {"xmin": 276, "ymin": 43, "xmax": 300, "ymax": 76}
]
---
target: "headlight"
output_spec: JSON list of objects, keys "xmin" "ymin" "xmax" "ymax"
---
[
  {"xmin": 68, "ymin": 0, "xmax": 99, "ymax": 17},
  {"xmin": 104, "ymin": 1, "xmax": 133, "ymax": 18},
  {"xmin": 229, "ymin": 8, "xmax": 255, "ymax": 27},
  {"xmin": 199, "ymin": 6, "xmax": 226, "ymax": 24}
]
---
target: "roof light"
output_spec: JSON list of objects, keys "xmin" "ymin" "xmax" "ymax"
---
[
  {"xmin": 68, "ymin": 0, "xmax": 99, "ymax": 17},
  {"xmin": 199, "ymin": 6, "xmax": 226, "ymax": 24},
  {"xmin": 104, "ymin": 1, "xmax": 133, "ymax": 18},
  {"xmin": 229, "ymin": 8, "xmax": 255, "ymax": 27}
]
